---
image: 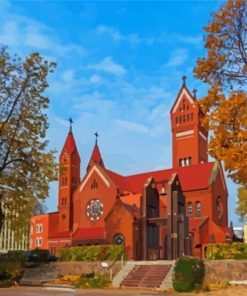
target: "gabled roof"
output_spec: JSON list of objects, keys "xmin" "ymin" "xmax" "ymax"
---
[
  {"xmin": 105, "ymin": 162, "xmax": 215, "ymax": 194},
  {"xmin": 87, "ymin": 143, "xmax": 105, "ymax": 170},
  {"xmin": 170, "ymin": 84, "xmax": 197, "ymax": 114}
]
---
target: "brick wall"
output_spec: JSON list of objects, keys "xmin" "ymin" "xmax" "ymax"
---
[
  {"xmin": 204, "ymin": 260, "xmax": 247, "ymax": 283},
  {"xmin": 50, "ymin": 261, "xmax": 122, "ymax": 276}
]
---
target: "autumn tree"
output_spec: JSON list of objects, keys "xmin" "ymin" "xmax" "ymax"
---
[
  {"xmin": 0, "ymin": 46, "xmax": 57, "ymax": 234},
  {"xmin": 194, "ymin": 0, "xmax": 247, "ymax": 217}
]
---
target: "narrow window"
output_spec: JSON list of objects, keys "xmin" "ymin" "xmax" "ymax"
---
[
  {"xmin": 187, "ymin": 114, "xmax": 190, "ymax": 121},
  {"xmin": 187, "ymin": 202, "xmax": 192, "ymax": 217},
  {"xmin": 176, "ymin": 117, "xmax": 178, "ymax": 124},
  {"xmin": 183, "ymin": 115, "xmax": 186, "ymax": 122},
  {"xmin": 179, "ymin": 159, "xmax": 183, "ymax": 167},
  {"xmin": 179, "ymin": 116, "xmax": 182, "ymax": 124},
  {"xmin": 195, "ymin": 202, "xmax": 201, "ymax": 217},
  {"xmin": 191, "ymin": 113, "xmax": 194, "ymax": 121},
  {"xmin": 188, "ymin": 157, "xmax": 192, "ymax": 165},
  {"xmin": 183, "ymin": 100, "xmax": 186, "ymax": 111},
  {"xmin": 183, "ymin": 158, "xmax": 187, "ymax": 166}
]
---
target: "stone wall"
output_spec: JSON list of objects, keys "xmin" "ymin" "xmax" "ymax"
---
[
  {"xmin": 204, "ymin": 260, "xmax": 247, "ymax": 283},
  {"xmin": 50, "ymin": 261, "xmax": 122, "ymax": 276}
]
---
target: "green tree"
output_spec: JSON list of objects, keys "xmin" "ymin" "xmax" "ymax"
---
[
  {"xmin": 194, "ymin": 0, "xmax": 247, "ymax": 217},
  {"xmin": 0, "ymin": 46, "xmax": 57, "ymax": 234}
]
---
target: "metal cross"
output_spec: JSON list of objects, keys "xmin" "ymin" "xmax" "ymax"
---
[
  {"xmin": 68, "ymin": 117, "xmax": 73, "ymax": 132},
  {"xmin": 182, "ymin": 75, "xmax": 187, "ymax": 85},
  {"xmin": 94, "ymin": 132, "xmax": 99, "ymax": 144}
]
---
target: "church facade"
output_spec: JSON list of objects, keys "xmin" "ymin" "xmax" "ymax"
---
[{"xmin": 30, "ymin": 80, "xmax": 229, "ymax": 259}]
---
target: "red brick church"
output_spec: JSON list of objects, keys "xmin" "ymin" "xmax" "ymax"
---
[{"xmin": 30, "ymin": 78, "xmax": 229, "ymax": 259}]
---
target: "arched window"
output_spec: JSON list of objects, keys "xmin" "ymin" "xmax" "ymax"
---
[
  {"xmin": 179, "ymin": 116, "xmax": 182, "ymax": 124},
  {"xmin": 191, "ymin": 113, "xmax": 194, "ymax": 121},
  {"xmin": 179, "ymin": 159, "xmax": 183, "ymax": 167},
  {"xmin": 188, "ymin": 157, "xmax": 192, "ymax": 165},
  {"xmin": 216, "ymin": 196, "xmax": 223, "ymax": 219},
  {"xmin": 187, "ymin": 202, "xmax": 192, "ymax": 217},
  {"xmin": 195, "ymin": 202, "xmax": 201, "ymax": 217},
  {"xmin": 187, "ymin": 114, "xmax": 190, "ymax": 121},
  {"xmin": 114, "ymin": 234, "xmax": 125, "ymax": 245}
]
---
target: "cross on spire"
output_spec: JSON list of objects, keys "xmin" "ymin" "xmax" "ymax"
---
[
  {"xmin": 68, "ymin": 117, "xmax": 73, "ymax": 132},
  {"xmin": 193, "ymin": 89, "xmax": 197, "ymax": 99},
  {"xmin": 94, "ymin": 132, "xmax": 99, "ymax": 144},
  {"xmin": 182, "ymin": 75, "xmax": 187, "ymax": 86}
]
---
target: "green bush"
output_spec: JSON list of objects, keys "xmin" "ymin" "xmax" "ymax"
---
[
  {"xmin": 206, "ymin": 243, "xmax": 247, "ymax": 260},
  {"xmin": 173, "ymin": 256, "xmax": 205, "ymax": 292},
  {"xmin": 74, "ymin": 273, "xmax": 111, "ymax": 289},
  {"xmin": 28, "ymin": 249, "xmax": 49, "ymax": 262},
  {"xmin": 59, "ymin": 245, "xmax": 124, "ymax": 261}
]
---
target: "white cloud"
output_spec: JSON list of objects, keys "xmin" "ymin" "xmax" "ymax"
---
[
  {"xmin": 96, "ymin": 25, "xmax": 123, "ymax": 42},
  {"xmin": 96, "ymin": 24, "xmax": 151, "ymax": 46},
  {"xmin": 61, "ymin": 70, "xmax": 74, "ymax": 82},
  {"xmin": 166, "ymin": 48, "xmax": 188, "ymax": 66},
  {"xmin": 88, "ymin": 57, "xmax": 126, "ymax": 76},
  {"xmin": 0, "ymin": 17, "xmax": 87, "ymax": 57},
  {"xmin": 115, "ymin": 119, "xmax": 149, "ymax": 134},
  {"xmin": 89, "ymin": 74, "xmax": 102, "ymax": 84}
]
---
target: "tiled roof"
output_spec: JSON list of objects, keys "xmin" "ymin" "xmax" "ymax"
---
[
  {"xmin": 106, "ymin": 162, "xmax": 214, "ymax": 194},
  {"xmin": 73, "ymin": 227, "xmax": 105, "ymax": 239}
]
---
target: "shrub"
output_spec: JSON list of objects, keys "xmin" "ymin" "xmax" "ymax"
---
[
  {"xmin": 27, "ymin": 249, "xmax": 49, "ymax": 262},
  {"xmin": 74, "ymin": 273, "xmax": 111, "ymax": 289},
  {"xmin": 173, "ymin": 256, "xmax": 205, "ymax": 292},
  {"xmin": 59, "ymin": 245, "xmax": 124, "ymax": 262},
  {"xmin": 206, "ymin": 243, "xmax": 247, "ymax": 260}
]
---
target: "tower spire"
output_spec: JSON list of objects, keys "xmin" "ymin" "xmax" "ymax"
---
[{"xmin": 68, "ymin": 117, "xmax": 73, "ymax": 133}]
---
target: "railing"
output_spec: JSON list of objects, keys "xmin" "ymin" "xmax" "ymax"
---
[{"xmin": 101, "ymin": 249, "xmax": 125, "ymax": 280}]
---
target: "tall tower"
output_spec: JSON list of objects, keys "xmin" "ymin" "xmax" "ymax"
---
[
  {"xmin": 58, "ymin": 119, "xmax": 80, "ymax": 232},
  {"xmin": 170, "ymin": 77, "xmax": 208, "ymax": 168}
]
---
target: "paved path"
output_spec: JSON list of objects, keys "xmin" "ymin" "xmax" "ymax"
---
[
  {"xmin": 0, "ymin": 287, "xmax": 165, "ymax": 296},
  {"xmin": 0, "ymin": 286, "xmax": 246, "ymax": 296}
]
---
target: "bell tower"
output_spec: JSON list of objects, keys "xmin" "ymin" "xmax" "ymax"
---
[
  {"xmin": 170, "ymin": 76, "xmax": 208, "ymax": 168},
  {"xmin": 58, "ymin": 118, "xmax": 80, "ymax": 232}
]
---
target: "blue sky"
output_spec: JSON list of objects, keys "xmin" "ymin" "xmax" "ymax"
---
[{"xmin": 0, "ymin": 0, "xmax": 241, "ymax": 226}]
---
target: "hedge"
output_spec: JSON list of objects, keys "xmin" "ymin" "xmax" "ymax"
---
[
  {"xmin": 173, "ymin": 256, "xmax": 205, "ymax": 292},
  {"xmin": 0, "ymin": 251, "xmax": 26, "ymax": 285},
  {"xmin": 59, "ymin": 245, "xmax": 124, "ymax": 261},
  {"xmin": 206, "ymin": 243, "xmax": 247, "ymax": 260}
]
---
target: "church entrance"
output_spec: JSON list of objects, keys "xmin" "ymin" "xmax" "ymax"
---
[{"xmin": 139, "ymin": 175, "xmax": 191, "ymax": 261}]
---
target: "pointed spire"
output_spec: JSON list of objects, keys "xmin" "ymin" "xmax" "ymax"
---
[
  {"xmin": 60, "ymin": 118, "xmax": 77, "ymax": 157},
  {"xmin": 182, "ymin": 75, "xmax": 187, "ymax": 86},
  {"xmin": 87, "ymin": 133, "xmax": 104, "ymax": 171}
]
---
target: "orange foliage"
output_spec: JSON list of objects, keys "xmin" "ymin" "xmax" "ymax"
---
[{"xmin": 194, "ymin": 0, "xmax": 247, "ymax": 188}]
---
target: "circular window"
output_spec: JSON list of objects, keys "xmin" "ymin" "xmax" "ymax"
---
[
  {"xmin": 114, "ymin": 234, "xmax": 125, "ymax": 245},
  {"xmin": 216, "ymin": 197, "xmax": 223, "ymax": 219},
  {"xmin": 86, "ymin": 199, "xmax": 103, "ymax": 221}
]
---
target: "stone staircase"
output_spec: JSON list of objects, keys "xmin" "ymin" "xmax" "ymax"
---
[
  {"xmin": 112, "ymin": 261, "xmax": 174, "ymax": 290},
  {"xmin": 20, "ymin": 264, "xmax": 59, "ymax": 286}
]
